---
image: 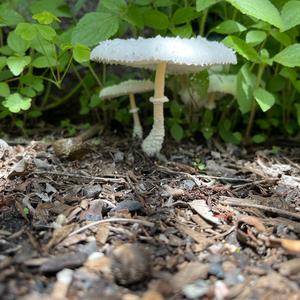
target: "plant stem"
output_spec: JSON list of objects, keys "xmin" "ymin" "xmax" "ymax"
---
[
  {"xmin": 200, "ymin": 9, "xmax": 208, "ymax": 36},
  {"xmin": 88, "ymin": 64, "xmax": 103, "ymax": 88}
]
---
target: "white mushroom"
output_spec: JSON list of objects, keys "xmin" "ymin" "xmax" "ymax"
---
[
  {"xmin": 91, "ymin": 36, "xmax": 237, "ymax": 156},
  {"xmin": 99, "ymin": 79, "xmax": 154, "ymax": 139}
]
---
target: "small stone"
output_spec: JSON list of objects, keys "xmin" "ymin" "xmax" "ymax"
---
[
  {"xmin": 82, "ymin": 185, "xmax": 102, "ymax": 198},
  {"xmin": 111, "ymin": 243, "xmax": 152, "ymax": 286}
]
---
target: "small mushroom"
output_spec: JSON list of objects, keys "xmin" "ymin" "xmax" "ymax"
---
[
  {"xmin": 91, "ymin": 36, "xmax": 236, "ymax": 156},
  {"xmin": 99, "ymin": 79, "xmax": 154, "ymax": 139}
]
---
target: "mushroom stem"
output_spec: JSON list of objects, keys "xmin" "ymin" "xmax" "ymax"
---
[
  {"xmin": 142, "ymin": 62, "xmax": 168, "ymax": 156},
  {"xmin": 129, "ymin": 93, "xmax": 143, "ymax": 139}
]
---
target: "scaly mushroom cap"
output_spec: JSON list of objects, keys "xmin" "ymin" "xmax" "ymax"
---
[
  {"xmin": 99, "ymin": 80, "xmax": 154, "ymax": 99},
  {"xmin": 91, "ymin": 36, "xmax": 237, "ymax": 74}
]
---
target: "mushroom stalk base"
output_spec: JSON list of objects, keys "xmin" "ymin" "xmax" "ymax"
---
[
  {"xmin": 129, "ymin": 93, "xmax": 143, "ymax": 139},
  {"xmin": 142, "ymin": 96, "xmax": 169, "ymax": 156}
]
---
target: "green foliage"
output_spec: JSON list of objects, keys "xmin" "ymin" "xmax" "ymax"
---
[{"xmin": 0, "ymin": 0, "xmax": 299, "ymax": 145}]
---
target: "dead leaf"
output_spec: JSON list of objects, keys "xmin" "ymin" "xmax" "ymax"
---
[
  {"xmin": 8, "ymin": 158, "xmax": 30, "ymax": 179},
  {"xmin": 142, "ymin": 290, "xmax": 165, "ymax": 300},
  {"xmin": 189, "ymin": 200, "xmax": 221, "ymax": 225},
  {"xmin": 95, "ymin": 223, "xmax": 110, "ymax": 244}
]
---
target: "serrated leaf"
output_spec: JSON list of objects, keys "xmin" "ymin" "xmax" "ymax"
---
[
  {"xmin": 211, "ymin": 20, "xmax": 246, "ymax": 34},
  {"xmin": 32, "ymin": 11, "xmax": 60, "ymax": 24},
  {"xmin": 0, "ymin": 8, "xmax": 24, "ymax": 27},
  {"xmin": 281, "ymin": 0, "xmax": 300, "ymax": 31},
  {"xmin": 3, "ymin": 93, "xmax": 31, "ymax": 113},
  {"xmin": 0, "ymin": 82, "xmax": 10, "ymax": 97},
  {"xmin": 30, "ymin": 0, "xmax": 71, "ymax": 17},
  {"xmin": 143, "ymin": 9, "xmax": 169, "ymax": 30},
  {"xmin": 36, "ymin": 24, "xmax": 56, "ymax": 40},
  {"xmin": 73, "ymin": 44, "xmax": 90, "ymax": 63},
  {"xmin": 172, "ymin": 7, "xmax": 196, "ymax": 25},
  {"xmin": 246, "ymin": 30, "xmax": 267, "ymax": 46},
  {"xmin": 223, "ymin": 35, "xmax": 260, "ymax": 62},
  {"xmin": 15, "ymin": 23, "xmax": 37, "ymax": 40},
  {"xmin": 254, "ymin": 87, "xmax": 275, "ymax": 112},
  {"xmin": 7, "ymin": 56, "xmax": 31, "ymax": 76},
  {"xmin": 31, "ymin": 38, "xmax": 56, "ymax": 57},
  {"xmin": 101, "ymin": 0, "xmax": 127, "ymax": 13},
  {"xmin": 72, "ymin": 12, "xmax": 119, "ymax": 47},
  {"xmin": 273, "ymin": 44, "xmax": 300, "ymax": 67},
  {"xmin": 7, "ymin": 31, "xmax": 30, "ymax": 54},
  {"xmin": 171, "ymin": 123, "xmax": 184, "ymax": 142},
  {"xmin": 225, "ymin": 0, "xmax": 283, "ymax": 29},
  {"xmin": 170, "ymin": 23, "xmax": 192, "ymax": 38},
  {"xmin": 32, "ymin": 56, "xmax": 57, "ymax": 68},
  {"xmin": 196, "ymin": 0, "xmax": 221, "ymax": 12},
  {"xmin": 124, "ymin": 6, "xmax": 144, "ymax": 28}
]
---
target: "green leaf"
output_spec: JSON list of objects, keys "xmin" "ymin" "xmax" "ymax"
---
[
  {"xmin": 20, "ymin": 87, "xmax": 36, "ymax": 97},
  {"xmin": 225, "ymin": 0, "xmax": 283, "ymax": 29},
  {"xmin": 32, "ymin": 11, "xmax": 60, "ymax": 24},
  {"xmin": 295, "ymin": 103, "xmax": 300, "ymax": 126},
  {"xmin": 223, "ymin": 36, "xmax": 260, "ymax": 62},
  {"xmin": 0, "ymin": 8, "xmax": 24, "ymax": 27},
  {"xmin": 89, "ymin": 94, "xmax": 102, "ymax": 108},
  {"xmin": 101, "ymin": 0, "xmax": 127, "ymax": 13},
  {"xmin": 273, "ymin": 44, "xmax": 300, "ymax": 67},
  {"xmin": 0, "ymin": 82, "xmax": 10, "ymax": 97},
  {"xmin": 7, "ymin": 56, "xmax": 31, "ymax": 76},
  {"xmin": 219, "ymin": 119, "xmax": 242, "ymax": 144},
  {"xmin": 254, "ymin": 87, "xmax": 275, "ymax": 112},
  {"xmin": 32, "ymin": 56, "xmax": 57, "ymax": 68},
  {"xmin": 0, "ymin": 56, "xmax": 6, "ymax": 70},
  {"xmin": 124, "ymin": 6, "xmax": 144, "ymax": 28},
  {"xmin": 246, "ymin": 30, "xmax": 267, "ymax": 46},
  {"xmin": 211, "ymin": 20, "xmax": 246, "ymax": 34},
  {"xmin": 196, "ymin": 0, "xmax": 221, "ymax": 12},
  {"xmin": 3, "ymin": 93, "xmax": 31, "ymax": 113},
  {"xmin": 171, "ymin": 7, "xmax": 196, "ymax": 25},
  {"xmin": 72, "ymin": 12, "xmax": 119, "ymax": 47},
  {"xmin": 171, "ymin": 123, "xmax": 184, "ymax": 142},
  {"xmin": 236, "ymin": 63, "xmax": 256, "ymax": 114},
  {"xmin": 269, "ymin": 29, "xmax": 291, "ymax": 47},
  {"xmin": 281, "ymin": 0, "xmax": 300, "ymax": 31},
  {"xmin": 36, "ymin": 25, "xmax": 57, "ymax": 40},
  {"xmin": 143, "ymin": 9, "xmax": 169, "ymax": 30},
  {"xmin": 20, "ymin": 75, "xmax": 44, "ymax": 92},
  {"xmin": 170, "ymin": 23, "xmax": 192, "ymax": 38},
  {"xmin": 30, "ymin": 0, "xmax": 71, "ymax": 17},
  {"xmin": 252, "ymin": 134, "xmax": 267, "ymax": 143},
  {"xmin": 7, "ymin": 31, "xmax": 30, "ymax": 54},
  {"xmin": 15, "ymin": 23, "xmax": 37, "ymax": 41},
  {"xmin": 73, "ymin": 44, "xmax": 90, "ymax": 63},
  {"xmin": 31, "ymin": 38, "xmax": 56, "ymax": 57}
]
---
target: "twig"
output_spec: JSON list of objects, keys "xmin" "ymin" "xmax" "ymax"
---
[
  {"xmin": 31, "ymin": 171, "xmax": 126, "ymax": 184},
  {"xmin": 196, "ymin": 174, "xmax": 253, "ymax": 183},
  {"xmin": 69, "ymin": 217, "xmax": 155, "ymax": 237},
  {"xmin": 219, "ymin": 196, "xmax": 300, "ymax": 221}
]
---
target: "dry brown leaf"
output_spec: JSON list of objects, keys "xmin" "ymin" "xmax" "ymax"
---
[
  {"xmin": 142, "ymin": 290, "xmax": 165, "ymax": 300},
  {"xmin": 96, "ymin": 223, "xmax": 110, "ymax": 244},
  {"xmin": 189, "ymin": 200, "xmax": 221, "ymax": 225},
  {"xmin": 176, "ymin": 223, "xmax": 209, "ymax": 245},
  {"xmin": 84, "ymin": 254, "xmax": 111, "ymax": 276}
]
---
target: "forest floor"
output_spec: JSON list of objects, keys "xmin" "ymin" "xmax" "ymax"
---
[{"xmin": 0, "ymin": 130, "xmax": 300, "ymax": 300}]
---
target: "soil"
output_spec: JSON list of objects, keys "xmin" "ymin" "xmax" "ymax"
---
[{"xmin": 0, "ymin": 131, "xmax": 300, "ymax": 300}]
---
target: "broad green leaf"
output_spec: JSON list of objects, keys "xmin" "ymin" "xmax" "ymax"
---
[
  {"xmin": 254, "ymin": 87, "xmax": 275, "ymax": 112},
  {"xmin": 134, "ymin": 0, "xmax": 152, "ymax": 5},
  {"xmin": 171, "ymin": 123, "xmax": 184, "ymax": 142},
  {"xmin": 7, "ymin": 31, "xmax": 30, "ymax": 54},
  {"xmin": 295, "ymin": 103, "xmax": 300, "ymax": 126},
  {"xmin": 101, "ymin": 0, "xmax": 127, "ymax": 13},
  {"xmin": 144, "ymin": 9, "xmax": 169, "ymax": 30},
  {"xmin": 0, "ymin": 8, "xmax": 24, "ymax": 27},
  {"xmin": 274, "ymin": 44, "xmax": 300, "ymax": 67},
  {"xmin": 172, "ymin": 7, "xmax": 196, "ymax": 25},
  {"xmin": 155, "ymin": 0, "xmax": 174, "ymax": 7},
  {"xmin": 15, "ymin": 23, "xmax": 37, "ymax": 40},
  {"xmin": 3, "ymin": 93, "xmax": 31, "ymax": 113},
  {"xmin": 73, "ymin": 44, "xmax": 90, "ymax": 63},
  {"xmin": 196, "ymin": 0, "xmax": 221, "ymax": 12},
  {"xmin": 201, "ymin": 126, "xmax": 214, "ymax": 140},
  {"xmin": 0, "ymin": 56, "xmax": 7, "ymax": 70},
  {"xmin": 20, "ymin": 87, "xmax": 36, "ymax": 97},
  {"xmin": 171, "ymin": 23, "xmax": 192, "ymax": 38},
  {"xmin": 223, "ymin": 36, "xmax": 260, "ymax": 62},
  {"xmin": 20, "ymin": 75, "xmax": 44, "ymax": 92},
  {"xmin": 211, "ymin": 20, "xmax": 246, "ymax": 34},
  {"xmin": 219, "ymin": 119, "xmax": 242, "ymax": 144},
  {"xmin": 30, "ymin": 0, "xmax": 71, "ymax": 17},
  {"xmin": 281, "ymin": 1, "xmax": 300, "ymax": 31},
  {"xmin": 89, "ymin": 94, "xmax": 102, "ymax": 108},
  {"xmin": 270, "ymin": 29, "xmax": 291, "ymax": 47},
  {"xmin": 72, "ymin": 12, "xmax": 119, "ymax": 47},
  {"xmin": 246, "ymin": 30, "xmax": 267, "ymax": 46},
  {"xmin": 31, "ymin": 38, "xmax": 56, "ymax": 57},
  {"xmin": 36, "ymin": 25, "xmax": 57, "ymax": 40},
  {"xmin": 32, "ymin": 56, "xmax": 57, "ymax": 68},
  {"xmin": 236, "ymin": 63, "xmax": 256, "ymax": 114},
  {"xmin": 32, "ymin": 11, "xmax": 60, "ymax": 24},
  {"xmin": 124, "ymin": 6, "xmax": 144, "ymax": 28},
  {"xmin": 280, "ymin": 67, "xmax": 297, "ymax": 82},
  {"xmin": 0, "ymin": 82, "xmax": 10, "ymax": 97},
  {"xmin": 225, "ymin": 0, "xmax": 283, "ymax": 29},
  {"xmin": 7, "ymin": 56, "xmax": 31, "ymax": 76},
  {"xmin": 252, "ymin": 134, "xmax": 267, "ymax": 143}
]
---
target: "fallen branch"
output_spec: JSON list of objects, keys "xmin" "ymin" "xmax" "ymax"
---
[{"xmin": 69, "ymin": 217, "xmax": 155, "ymax": 237}]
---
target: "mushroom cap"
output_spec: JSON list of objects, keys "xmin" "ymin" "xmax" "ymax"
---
[
  {"xmin": 99, "ymin": 79, "xmax": 154, "ymax": 99},
  {"xmin": 91, "ymin": 36, "xmax": 237, "ymax": 75}
]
